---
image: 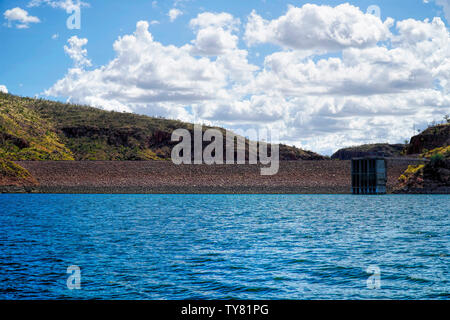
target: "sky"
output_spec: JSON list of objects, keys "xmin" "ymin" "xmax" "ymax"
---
[{"xmin": 1, "ymin": 0, "xmax": 450, "ymax": 155}]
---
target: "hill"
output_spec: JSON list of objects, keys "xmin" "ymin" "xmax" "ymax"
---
[
  {"xmin": 0, "ymin": 92, "xmax": 326, "ymax": 164},
  {"xmin": 331, "ymin": 143, "xmax": 406, "ymax": 160},
  {"xmin": 406, "ymin": 124, "xmax": 450, "ymax": 155}
]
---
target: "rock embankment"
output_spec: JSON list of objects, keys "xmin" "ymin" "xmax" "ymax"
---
[{"xmin": 0, "ymin": 160, "xmax": 410, "ymax": 194}]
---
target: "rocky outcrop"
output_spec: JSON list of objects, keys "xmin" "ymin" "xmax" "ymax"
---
[
  {"xmin": 407, "ymin": 124, "xmax": 450, "ymax": 155},
  {"xmin": 423, "ymin": 158, "xmax": 450, "ymax": 188},
  {"xmin": 395, "ymin": 154, "xmax": 450, "ymax": 194},
  {"xmin": 331, "ymin": 144, "xmax": 406, "ymax": 160},
  {"xmin": 395, "ymin": 123, "xmax": 450, "ymax": 194},
  {"xmin": 395, "ymin": 147, "xmax": 450, "ymax": 194}
]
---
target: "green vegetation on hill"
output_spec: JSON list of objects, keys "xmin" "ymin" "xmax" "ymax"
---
[
  {"xmin": 27, "ymin": 96, "xmax": 192, "ymax": 160},
  {"xmin": 0, "ymin": 94, "xmax": 74, "ymax": 160},
  {"xmin": 421, "ymin": 145, "xmax": 450, "ymax": 158},
  {"xmin": 0, "ymin": 158, "xmax": 32, "ymax": 178},
  {"xmin": 0, "ymin": 92, "xmax": 325, "ymax": 163}
]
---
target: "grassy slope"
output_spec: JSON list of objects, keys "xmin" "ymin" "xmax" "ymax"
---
[
  {"xmin": 0, "ymin": 92, "xmax": 325, "ymax": 163},
  {"xmin": 28, "ymin": 95, "xmax": 192, "ymax": 160},
  {"xmin": 0, "ymin": 94, "xmax": 74, "ymax": 160}
]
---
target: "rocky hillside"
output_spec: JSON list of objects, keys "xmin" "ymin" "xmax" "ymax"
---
[
  {"xmin": 0, "ymin": 92, "xmax": 326, "ymax": 163},
  {"xmin": 406, "ymin": 124, "xmax": 450, "ymax": 155},
  {"xmin": 396, "ymin": 130, "xmax": 450, "ymax": 193},
  {"xmin": 331, "ymin": 143, "xmax": 406, "ymax": 160},
  {"xmin": 396, "ymin": 145, "xmax": 450, "ymax": 194},
  {"xmin": 396, "ymin": 123, "xmax": 450, "ymax": 193}
]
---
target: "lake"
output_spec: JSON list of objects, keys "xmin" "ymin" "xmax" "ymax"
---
[{"xmin": 0, "ymin": 194, "xmax": 448, "ymax": 299}]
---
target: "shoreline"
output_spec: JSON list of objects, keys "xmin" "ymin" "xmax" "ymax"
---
[
  {"xmin": 0, "ymin": 160, "xmax": 414, "ymax": 194},
  {"xmin": 0, "ymin": 185, "xmax": 351, "ymax": 194}
]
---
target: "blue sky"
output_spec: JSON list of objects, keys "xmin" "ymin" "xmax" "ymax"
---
[
  {"xmin": 0, "ymin": 0, "xmax": 447, "ymax": 97},
  {"xmin": 1, "ymin": 0, "xmax": 450, "ymax": 154}
]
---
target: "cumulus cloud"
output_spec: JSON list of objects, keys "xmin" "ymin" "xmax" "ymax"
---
[
  {"xmin": 45, "ymin": 6, "xmax": 450, "ymax": 155},
  {"xmin": 168, "ymin": 8, "xmax": 183, "ymax": 22},
  {"xmin": 244, "ymin": 4, "xmax": 392, "ymax": 52},
  {"xmin": 46, "ymin": 20, "xmax": 256, "ymax": 117},
  {"xmin": 4, "ymin": 7, "xmax": 40, "ymax": 29},
  {"xmin": 190, "ymin": 12, "xmax": 239, "ymax": 30},
  {"xmin": 0, "ymin": 85, "xmax": 8, "ymax": 93},
  {"xmin": 240, "ymin": 15, "xmax": 450, "ymax": 152},
  {"xmin": 190, "ymin": 12, "xmax": 240, "ymax": 55},
  {"xmin": 64, "ymin": 36, "xmax": 91, "ymax": 68}
]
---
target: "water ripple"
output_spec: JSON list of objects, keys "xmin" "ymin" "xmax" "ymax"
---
[{"xmin": 0, "ymin": 194, "xmax": 448, "ymax": 300}]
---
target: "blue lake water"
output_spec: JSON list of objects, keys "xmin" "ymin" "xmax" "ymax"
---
[{"xmin": 0, "ymin": 194, "xmax": 449, "ymax": 300}]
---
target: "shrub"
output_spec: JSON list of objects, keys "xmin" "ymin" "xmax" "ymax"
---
[
  {"xmin": 430, "ymin": 153, "xmax": 444, "ymax": 166},
  {"xmin": 404, "ymin": 164, "xmax": 425, "ymax": 175}
]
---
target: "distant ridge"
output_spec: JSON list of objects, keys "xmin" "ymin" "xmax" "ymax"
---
[{"xmin": 331, "ymin": 143, "xmax": 406, "ymax": 160}]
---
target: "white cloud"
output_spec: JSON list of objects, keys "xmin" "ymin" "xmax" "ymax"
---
[
  {"xmin": 190, "ymin": 12, "xmax": 239, "ymax": 30},
  {"xmin": 45, "ymin": 8, "xmax": 450, "ymax": 155},
  {"xmin": 238, "ymin": 16, "xmax": 450, "ymax": 153},
  {"xmin": 46, "ymin": 20, "xmax": 257, "ymax": 118},
  {"xmin": 168, "ymin": 8, "xmax": 183, "ymax": 22},
  {"xmin": 4, "ymin": 7, "xmax": 40, "ymax": 29},
  {"xmin": 64, "ymin": 36, "xmax": 92, "ymax": 68},
  {"xmin": 52, "ymin": 33, "xmax": 59, "ymax": 40},
  {"xmin": 189, "ymin": 12, "xmax": 240, "ymax": 56},
  {"xmin": 244, "ymin": 4, "xmax": 392, "ymax": 52},
  {"xmin": 191, "ymin": 28, "xmax": 238, "ymax": 55},
  {"xmin": 0, "ymin": 85, "xmax": 8, "ymax": 93},
  {"xmin": 46, "ymin": 21, "xmax": 243, "ymax": 115}
]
